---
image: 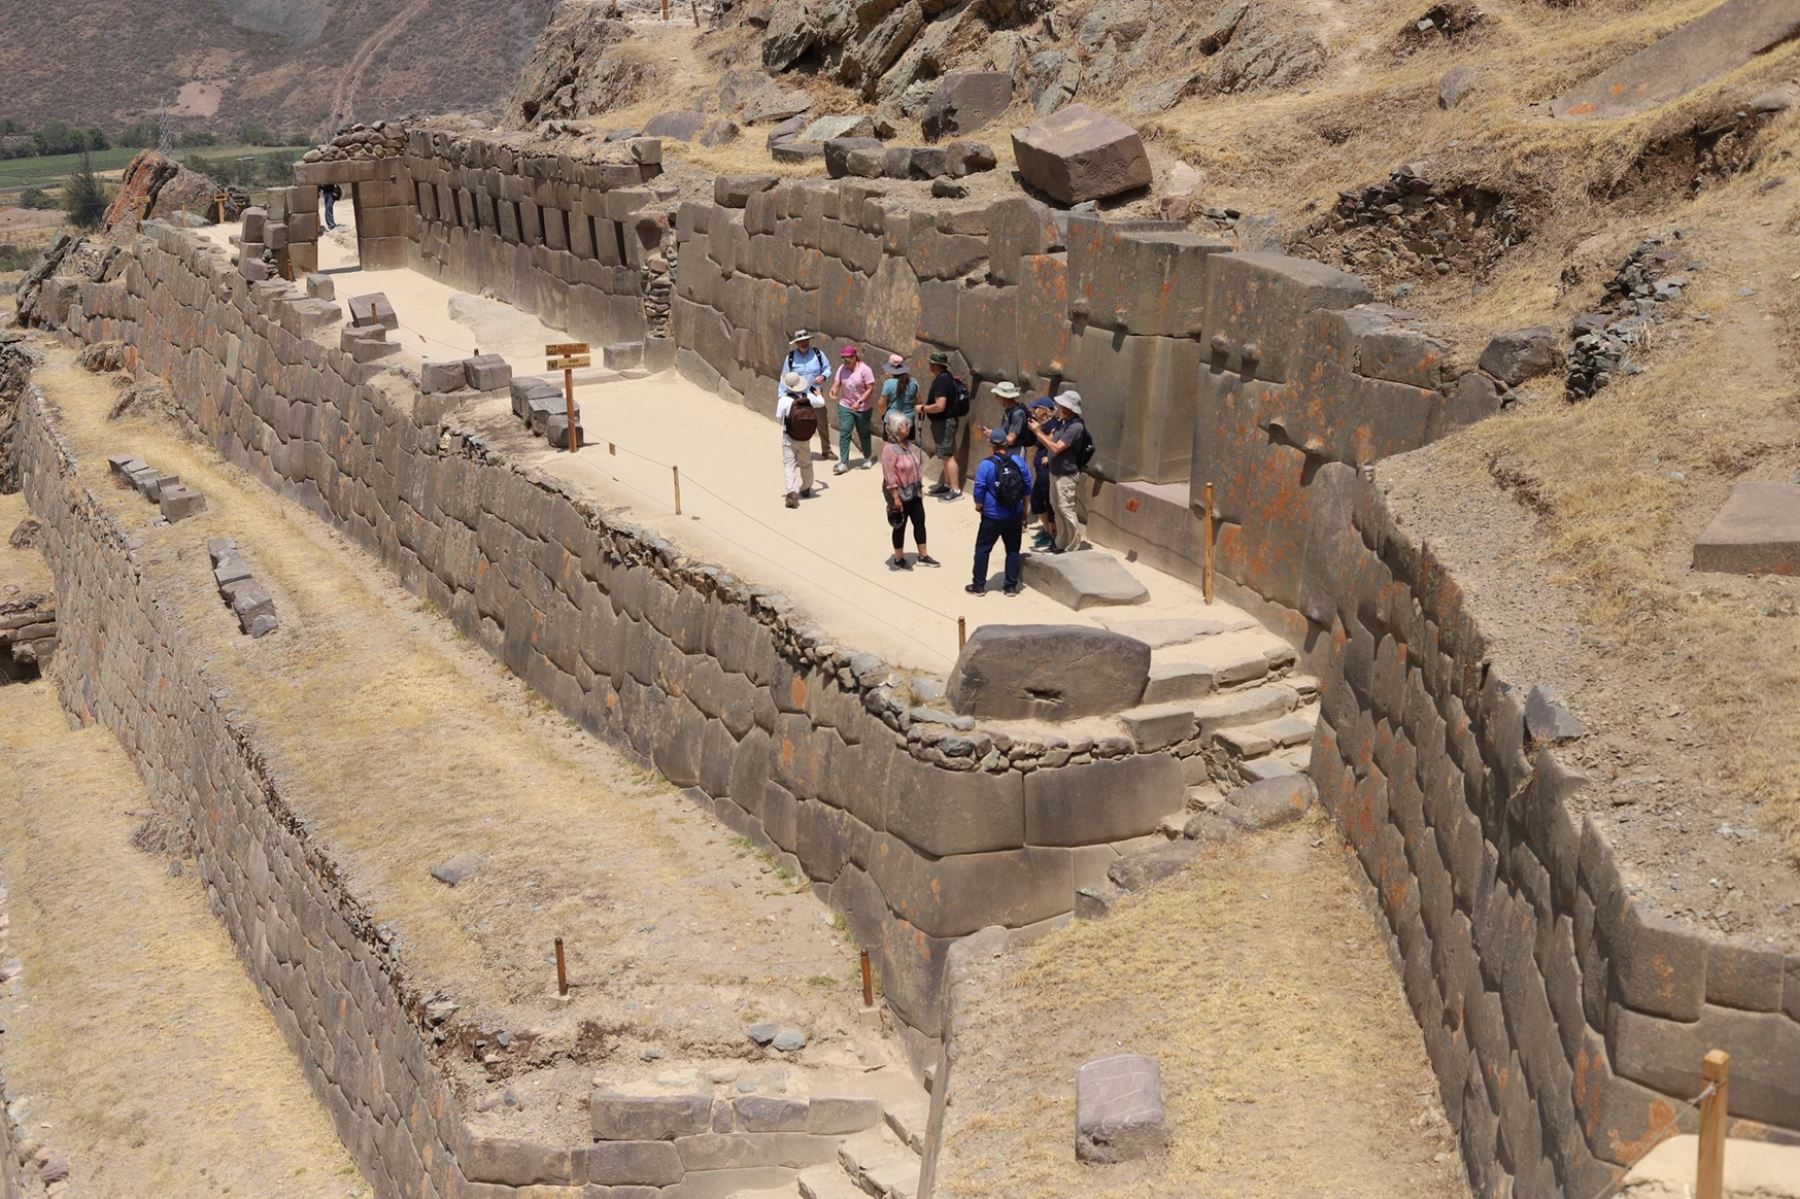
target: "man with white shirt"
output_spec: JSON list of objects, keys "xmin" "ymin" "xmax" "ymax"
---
[{"xmin": 776, "ymin": 370, "xmax": 826, "ymax": 509}]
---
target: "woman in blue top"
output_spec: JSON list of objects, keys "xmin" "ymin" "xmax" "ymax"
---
[{"xmin": 876, "ymin": 354, "xmax": 918, "ymax": 431}]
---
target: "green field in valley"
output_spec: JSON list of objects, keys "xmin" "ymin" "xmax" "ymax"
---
[{"xmin": 0, "ymin": 144, "xmax": 310, "ymax": 194}]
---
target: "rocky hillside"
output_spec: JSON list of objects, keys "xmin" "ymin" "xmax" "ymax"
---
[{"xmin": 0, "ymin": 0, "xmax": 555, "ymax": 136}]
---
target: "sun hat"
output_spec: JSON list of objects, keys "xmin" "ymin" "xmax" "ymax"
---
[
  {"xmin": 992, "ymin": 381, "xmax": 1022, "ymax": 401},
  {"xmin": 840, "ymin": 345, "xmax": 859, "ymax": 358},
  {"xmin": 1055, "ymin": 389, "xmax": 1083, "ymax": 415},
  {"xmin": 790, "ymin": 329, "xmax": 812, "ymax": 344},
  {"xmin": 988, "ymin": 426, "xmax": 1009, "ymax": 444},
  {"xmin": 782, "ymin": 371, "xmax": 805, "ymax": 391},
  {"xmin": 886, "ymin": 354, "xmax": 909, "ymax": 375},
  {"xmin": 928, "ymin": 350, "xmax": 950, "ymax": 366}
]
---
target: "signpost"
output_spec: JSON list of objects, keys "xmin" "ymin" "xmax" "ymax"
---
[
  {"xmin": 545, "ymin": 342, "xmax": 590, "ymax": 452},
  {"xmin": 213, "ymin": 190, "xmax": 227, "ymax": 226}
]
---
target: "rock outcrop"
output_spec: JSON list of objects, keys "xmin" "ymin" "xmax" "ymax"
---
[
  {"xmin": 102, "ymin": 152, "xmax": 245, "ymax": 231},
  {"xmin": 509, "ymin": 7, "xmax": 646, "ymax": 126}
]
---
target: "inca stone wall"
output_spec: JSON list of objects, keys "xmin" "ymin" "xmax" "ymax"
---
[{"xmin": 37, "ymin": 221, "xmax": 1218, "ymax": 1075}]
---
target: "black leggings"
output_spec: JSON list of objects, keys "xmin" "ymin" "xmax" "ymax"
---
[{"xmin": 890, "ymin": 495, "xmax": 927, "ymax": 552}]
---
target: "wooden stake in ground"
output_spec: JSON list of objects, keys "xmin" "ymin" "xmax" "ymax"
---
[
  {"xmin": 860, "ymin": 950, "xmax": 873, "ymax": 1008},
  {"xmin": 1697, "ymin": 1049, "xmax": 1730, "ymax": 1199},
  {"xmin": 672, "ymin": 465, "xmax": 683, "ymax": 515},
  {"xmin": 546, "ymin": 342, "xmax": 590, "ymax": 452},
  {"xmin": 213, "ymin": 190, "xmax": 226, "ymax": 225},
  {"xmin": 691, "ymin": 0, "xmax": 701, "ymax": 26},
  {"xmin": 958, "ymin": 616, "xmax": 967, "ymax": 652},
  {"xmin": 662, "ymin": 0, "xmax": 669, "ymax": 18},
  {"xmin": 1202, "ymin": 481, "xmax": 1216, "ymax": 605},
  {"xmin": 554, "ymin": 937, "xmax": 569, "ymax": 996}
]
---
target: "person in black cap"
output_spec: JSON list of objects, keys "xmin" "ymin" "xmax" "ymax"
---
[{"xmin": 966, "ymin": 426, "xmax": 1032, "ymax": 596}]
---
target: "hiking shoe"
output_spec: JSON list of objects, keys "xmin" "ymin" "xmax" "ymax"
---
[
  {"xmin": 1002, "ymin": 584, "xmax": 1022, "ymax": 597},
  {"xmin": 1031, "ymin": 533, "xmax": 1054, "ymax": 547},
  {"xmin": 938, "ymin": 489, "xmax": 963, "ymax": 502},
  {"xmin": 917, "ymin": 554, "xmax": 941, "ymax": 567},
  {"xmin": 860, "ymin": 459, "xmax": 874, "ymax": 470},
  {"xmin": 891, "ymin": 556, "xmax": 913, "ymax": 571},
  {"xmin": 928, "ymin": 482, "xmax": 950, "ymax": 496},
  {"xmin": 785, "ymin": 493, "xmax": 799, "ymax": 509},
  {"xmin": 833, "ymin": 462, "xmax": 850, "ymax": 475},
  {"xmin": 964, "ymin": 583, "xmax": 986, "ymax": 595}
]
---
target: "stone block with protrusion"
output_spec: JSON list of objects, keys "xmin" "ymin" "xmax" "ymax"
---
[
  {"xmin": 603, "ymin": 341, "xmax": 645, "ymax": 369},
  {"xmin": 305, "ymin": 273, "xmax": 336, "ymax": 301},
  {"xmin": 547, "ymin": 413, "xmax": 585, "ymax": 450},
  {"xmin": 348, "ymin": 292, "xmax": 399, "ymax": 330},
  {"xmin": 464, "ymin": 354, "xmax": 512, "ymax": 392},
  {"xmin": 159, "ymin": 485, "xmax": 206, "ymax": 522},
  {"xmin": 421, "ymin": 360, "xmax": 470, "ymax": 394}
]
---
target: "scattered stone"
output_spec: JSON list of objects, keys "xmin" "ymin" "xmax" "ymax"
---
[
  {"xmin": 1076, "ymin": 1054, "xmax": 1169, "ymax": 1164},
  {"xmin": 1553, "ymin": 0, "xmax": 1800, "ymax": 119},
  {"xmin": 39, "ymin": 1157, "xmax": 70, "ymax": 1185},
  {"xmin": 464, "ymin": 354, "xmax": 511, "ymax": 392},
  {"xmin": 699, "ymin": 118, "xmax": 740, "ymax": 147},
  {"xmin": 714, "ymin": 174, "xmax": 780, "ymax": 208},
  {"xmin": 430, "ymin": 852, "xmax": 483, "ymax": 887},
  {"xmin": 304, "ymin": 273, "xmax": 335, "ymax": 302},
  {"xmin": 944, "ymin": 139, "xmax": 997, "ymax": 178},
  {"xmin": 1019, "ymin": 550, "xmax": 1150, "ymax": 610},
  {"xmin": 8, "ymin": 518, "xmax": 41, "ymax": 549},
  {"xmin": 1222, "ymin": 775, "xmax": 1316, "ymax": 829},
  {"xmin": 1182, "ymin": 811, "xmax": 1242, "ymax": 843},
  {"xmin": 1751, "ymin": 85, "xmax": 1794, "ymax": 113},
  {"xmin": 1692, "ymin": 482, "xmax": 1800, "ymax": 576},
  {"xmin": 947, "ymin": 625, "xmax": 1151, "ymax": 720},
  {"xmin": 772, "ymin": 1028, "xmax": 807, "ymax": 1052},
  {"xmin": 158, "ymin": 485, "xmax": 206, "ymax": 523},
  {"xmin": 1130, "ymin": 75, "xmax": 1201, "ymax": 115},
  {"xmin": 1107, "ymin": 841, "xmax": 1201, "ymax": 891},
  {"xmin": 643, "ymin": 110, "xmax": 706, "ymax": 141},
  {"xmin": 763, "ymin": 114, "xmax": 808, "ymax": 149},
  {"xmin": 922, "ymin": 72, "xmax": 1015, "ymax": 141},
  {"xmin": 746, "ymin": 1021, "xmax": 779, "ymax": 1046},
  {"xmin": 347, "ymin": 292, "xmax": 398, "ymax": 331},
  {"xmin": 803, "ymin": 114, "xmax": 876, "ymax": 144},
  {"xmin": 1012, "ymin": 104, "xmax": 1153, "ymax": 205},
  {"xmin": 824, "ymin": 137, "xmax": 885, "ymax": 178},
  {"xmin": 931, "ymin": 178, "xmax": 969, "ymax": 199},
  {"xmin": 1566, "ymin": 235, "xmax": 1697, "ymax": 399},
  {"xmin": 1074, "ymin": 883, "xmax": 1123, "ymax": 920},
  {"xmin": 1524, "ymin": 686, "xmax": 1585, "ymax": 744},
  {"xmin": 420, "ymin": 360, "xmax": 470, "ymax": 394},
  {"xmin": 1478, "ymin": 325, "xmax": 1560, "ymax": 386},
  {"xmin": 741, "ymin": 88, "xmax": 813, "ymax": 126},
  {"xmin": 1439, "ymin": 66, "xmax": 1477, "ymax": 110}
]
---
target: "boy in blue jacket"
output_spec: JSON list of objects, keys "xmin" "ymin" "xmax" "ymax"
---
[{"xmin": 965, "ymin": 427, "xmax": 1033, "ymax": 596}]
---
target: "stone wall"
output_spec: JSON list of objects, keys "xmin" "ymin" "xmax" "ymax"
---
[{"xmin": 40, "ymin": 221, "xmax": 1212, "ymax": 1073}]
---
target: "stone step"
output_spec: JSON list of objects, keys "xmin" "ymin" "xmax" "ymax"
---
[
  {"xmin": 837, "ymin": 1127, "xmax": 921, "ymax": 1199},
  {"xmin": 1146, "ymin": 629, "xmax": 1295, "ymax": 700},
  {"xmin": 798, "ymin": 1164, "xmax": 867, "ymax": 1199},
  {"xmin": 1213, "ymin": 707, "xmax": 1317, "ymax": 758},
  {"xmin": 1190, "ymin": 683, "xmax": 1298, "ymax": 738},
  {"xmin": 1090, "ymin": 615, "xmax": 1239, "ymax": 648},
  {"xmin": 882, "ymin": 1093, "xmax": 930, "ymax": 1155}
]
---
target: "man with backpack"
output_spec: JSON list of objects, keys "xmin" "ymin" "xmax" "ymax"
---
[
  {"xmin": 776, "ymin": 370, "xmax": 825, "ymax": 509},
  {"xmin": 321, "ymin": 183, "xmax": 342, "ymax": 231},
  {"xmin": 922, "ymin": 350, "xmax": 968, "ymax": 501},
  {"xmin": 1028, "ymin": 389, "xmax": 1091, "ymax": 553},
  {"xmin": 966, "ymin": 428, "xmax": 1032, "ymax": 596},
  {"xmin": 779, "ymin": 330, "xmax": 833, "ymax": 460}
]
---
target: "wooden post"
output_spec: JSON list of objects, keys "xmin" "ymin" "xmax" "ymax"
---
[
  {"xmin": 672, "ymin": 465, "xmax": 682, "ymax": 515},
  {"xmin": 214, "ymin": 190, "xmax": 226, "ymax": 225},
  {"xmin": 860, "ymin": 950, "xmax": 873, "ymax": 1008},
  {"xmin": 662, "ymin": 0, "xmax": 669, "ymax": 18},
  {"xmin": 546, "ymin": 342, "xmax": 591, "ymax": 453},
  {"xmin": 1697, "ymin": 1049, "xmax": 1729, "ymax": 1199},
  {"xmin": 957, "ymin": 616, "xmax": 966, "ymax": 652},
  {"xmin": 1203, "ymin": 481, "xmax": 1215, "ymax": 606},
  {"xmin": 554, "ymin": 937, "xmax": 569, "ymax": 996}
]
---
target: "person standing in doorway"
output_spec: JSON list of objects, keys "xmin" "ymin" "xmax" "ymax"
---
[
  {"xmin": 777, "ymin": 371, "xmax": 825, "ymax": 509},
  {"xmin": 1029, "ymin": 390, "xmax": 1089, "ymax": 553},
  {"xmin": 921, "ymin": 350, "xmax": 966, "ymax": 502},
  {"xmin": 321, "ymin": 183, "xmax": 342, "ymax": 231},
  {"xmin": 779, "ymin": 330, "xmax": 833, "ymax": 462},
  {"xmin": 967, "ymin": 427, "xmax": 1031, "ymax": 596},
  {"xmin": 829, "ymin": 344, "xmax": 876, "ymax": 474}
]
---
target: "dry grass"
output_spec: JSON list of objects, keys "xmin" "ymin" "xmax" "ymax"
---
[
  {"xmin": 0, "ymin": 682, "xmax": 364, "ymax": 1197},
  {"xmin": 935, "ymin": 823, "xmax": 1468, "ymax": 1199}
]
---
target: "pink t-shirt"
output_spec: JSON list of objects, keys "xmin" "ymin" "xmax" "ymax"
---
[{"xmin": 834, "ymin": 361, "xmax": 875, "ymax": 412}]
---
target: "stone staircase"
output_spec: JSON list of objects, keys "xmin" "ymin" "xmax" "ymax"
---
[{"xmin": 731, "ymin": 1081, "xmax": 928, "ymax": 1199}]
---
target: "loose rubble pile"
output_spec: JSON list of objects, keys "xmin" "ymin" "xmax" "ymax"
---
[
  {"xmin": 208, "ymin": 538, "xmax": 278, "ymax": 638},
  {"xmin": 300, "ymin": 121, "xmax": 409, "ymax": 164},
  {"xmin": 1297, "ymin": 162, "xmax": 1530, "ymax": 284},
  {"xmin": 1564, "ymin": 234, "xmax": 1697, "ymax": 400},
  {"xmin": 107, "ymin": 453, "xmax": 205, "ymax": 522}
]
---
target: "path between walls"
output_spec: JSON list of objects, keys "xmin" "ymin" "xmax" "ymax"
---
[
  {"xmin": 0, "ymin": 679, "xmax": 366, "ymax": 1198},
  {"xmin": 24, "ymin": 341, "xmax": 916, "ymax": 1152}
]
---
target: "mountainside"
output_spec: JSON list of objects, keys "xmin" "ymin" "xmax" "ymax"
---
[{"xmin": 0, "ymin": 0, "xmax": 555, "ymax": 136}]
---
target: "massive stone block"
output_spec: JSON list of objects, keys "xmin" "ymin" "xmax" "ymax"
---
[
  {"xmin": 922, "ymin": 72, "xmax": 1014, "ymax": 142},
  {"xmin": 946, "ymin": 625, "xmax": 1150, "ymax": 720},
  {"xmin": 1691, "ymin": 482, "xmax": 1800, "ymax": 576},
  {"xmin": 1011, "ymin": 104, "xmax": 1152, "ymax": 205}
]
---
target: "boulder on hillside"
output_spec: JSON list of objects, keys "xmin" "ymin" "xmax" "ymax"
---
[
  {"xmin": 509, "ymin": 8, "xmax": 645, "ymax": 125},
  {"xmin": 922, "ymin": 71, "xmax": 1015, "ymax": 142},
  {"xmin": 643, "ymin": 110, "xmax": 707, "ymax": 141},
  {"xmin": 1011, "ymin": 104, "xmax": 1152, "ymax": 205},
  {"xmin": 946, "ymin": 624, "xmax": 1150, "ymax": 720},
  {"xmin": 103, "ymin": 152, "xmax": 246, "ymax": 230},
  {"xmin": 1478, "ymin": 326, "xmax": 1560, "ymax": 386}
]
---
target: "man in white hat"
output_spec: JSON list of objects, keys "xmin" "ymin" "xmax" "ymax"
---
[
  {"xmin": 1028, "ymin": 389, "xmax": 1089, "ymax": 553},
  {"xmin": 776, "ymin": 370, "xmax": 826, "ymax": 508},
  {"xmin": 780, "ymin": 329, "xmax": 833, "ymax": 459}
]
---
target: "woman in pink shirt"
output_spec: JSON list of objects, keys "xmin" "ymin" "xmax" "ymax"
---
[
  {"xmin": 881, "ymin": 413, "xmax": 939, "ymax": 570},
  {"xmin": 829, "ymin": 344, "xmax": 877, "ymax": 475}
]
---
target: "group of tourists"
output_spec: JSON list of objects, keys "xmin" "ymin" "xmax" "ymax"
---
[{"xmin": 775, "ymin": 329, "xmax": 1092, "ymax": 597}]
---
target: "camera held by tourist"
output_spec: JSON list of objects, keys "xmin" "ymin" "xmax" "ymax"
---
[
  {"xmin": 829, "ymin": 344, "xmax": 876, "ymax": 475},
  {"xmin": 966, "ymin": 427, "xmax": 1032, "ymax": 597},
  {"xmin": 777, "ymin": 371, "xmax": 825, "ymax": 509},
  {"xmin": 880, "ymin": 414, "xmax": 939, "ymax": 571}
]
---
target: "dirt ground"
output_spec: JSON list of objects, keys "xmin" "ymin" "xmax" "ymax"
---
[
  {"xmin": 0, "ymin": 491, "xmax": 53, "ymax": 602},
  {"xmin": 24, "ymin": 340, "xmax": 909, "ymax": 1147},
  {"xmin": 933, "ymin": 819, "xmax": 1470, "ymax": 1199},
  {"xmin": 0, "ymin": 681, "xmax": 365, "ymax": 1198}
]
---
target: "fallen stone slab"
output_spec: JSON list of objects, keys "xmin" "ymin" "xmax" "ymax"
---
[
  {"xmin": 643, "ymin": 110, "xmax": 706, "ymax": 141},
  {"xmin": 546, "ymin": 412, "xmax": 585, "ymax": 450},
  {"xmin": 922, "ymin": 72, "xmax": 1014, "ymax": 142},
  {"xmin": 511, "ymin": 376, "xmax": 563, "ymax": 420},
  {"xmin": 804, "ymin": 113, "xmax": 876, "ymax": 143},
  {"xmin": 348, "ymin": 292, "xmax": 399, "ymax": 330},
  {"xmin": 464, "ymin": 354, "xmax": 512, "ymax": 392},
  {"xmin": 1076, "ymin": 1054, "xmax": 1169, "ymax": 1164},
  {"xmin": 1094, "ymin": 617, "xmax": 1227, "ymax": 648},
  {"xmin": 1011, "ymin": 104, "xmax": 1152, "ymax": 205},
  {"xmin": 1524, "ymin": 685, "xmax": 1585, "ymax": 744},
  {"xmin": 1221, "ymin": 775, "xmax": 1315, "ymax": 829},
  {"xmin": 430, "ymin": 852, "xmax": 482, "ymax": 887},
  {"xmin": 1552, "ymin": 0, "xmax": 1800, "ymax": 119},
  {"xmin": 228, "ymin": 580, "xmax": 275, "ymax": 623},
  {"xmin": 1018, "ymin": 550, "xmax": 1150, "ymax": 610},
  {"xmin": 946, "ymin": 624, "xmax": 1150, "ymax": 720},
  {"xmin": 714, "ymin": 173, "xmax": 780, "ymax": 208},
  {"xmin": 305, "ymin": 273, "xmax": 335, "ymax": 301},
  {"xmin": 825, "ymin": 137, "xmax": 885, "ymax": 178},
  {"xmin": 159, "ymin": 485, "xmax": 206, "ymax": 522},
  {"xmin": 1692, "ymin": 481, "xmax": 1800, "ymax": 575},
  {"xmin": 1478, "ymin": 325, "xmax": 1560, "ymax": 386},
  {"xmin": 1107, "ymin": 841, "xmax": 1201, "ymax": 891}
]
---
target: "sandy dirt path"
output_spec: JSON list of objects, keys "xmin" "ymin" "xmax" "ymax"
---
[
  {"xmin": 934, "ymin": 821, "xmax": 1471, "ymax": 1199},
  {"xmin": 0, "ymin": 681, "xmax": 365, "ymax": 1198},
  {"xmin": 26, "ymin": 341, "xmax": 905, "ymax": 1147}
]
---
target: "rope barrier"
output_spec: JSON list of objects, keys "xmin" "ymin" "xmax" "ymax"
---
[{"xmin": 1577, "ymin": 1060, "xmax": 1730, "ymax": 1199}]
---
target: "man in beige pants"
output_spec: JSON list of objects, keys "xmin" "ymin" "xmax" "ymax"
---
[{"xmin": 1028, "ymin": 389, "xmax": 1088, "ymax": 553}]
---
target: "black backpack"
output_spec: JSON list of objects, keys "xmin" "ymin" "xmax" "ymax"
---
[
  {"xmin": 784, "ymin": 393, "xmax": 819, "ymax": 440},
  {"xmin": 1074, "ymin": 429, "xmax": 1097, "ymax": 469},
  {"xmin": 947, "ymin": 374, "xmax": 971, "ymax": 419},
  {"xmin": 994, "ymin": 456, "xmax": 1026, "ymax": 508}
]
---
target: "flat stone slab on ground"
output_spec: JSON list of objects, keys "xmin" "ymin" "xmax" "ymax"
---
[
  {"xmin": 947, "ymin": 624, "xmax": 1150, "ymax": 720},
  {"xmin": 1691, "ymin": 481, "xmax": 1800, "ymax": 575},
  {"xmin": 1107, "ymin": 841, "xmax": 1200, "ymax": 891},
  {"xmin": 1019, "ymin": 550, "xmax": 1150, "ymax": 610},
  {"xmin": 430, "ymin": 852, "xmax": 482, "ymax": 886},
  {"xmin": 1076, "ymin": 1053, "xmax": 1168, "ymax": 1164},
  {"xmin": 1551, "ymin": 0, "xmax": 1800, "ymax": 119},
  {"xmin": 1093, "ymin": 616, "xmax": 1227, "ymax": 648}
]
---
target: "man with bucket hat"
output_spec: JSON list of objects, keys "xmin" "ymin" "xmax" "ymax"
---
[
  {"xmin": 1029, "ymin": 389, "xmax": 1090, "ymax": 553},
  {"xmin": 780, "ymin": 329, "xmax": 833, "ymax": 460}
]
